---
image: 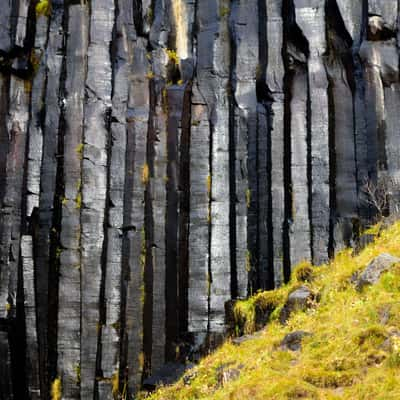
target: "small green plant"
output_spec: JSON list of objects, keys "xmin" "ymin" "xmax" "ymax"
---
[
  {"xmin": 51, "ymin": 377, "xmax": 62, "ymax": 400},
  {"xmin": 245, "ymin": 250, "xmax": 252, "ymax": 272},
  {"xmin": 76, "ymin": 143, "xmax": 84, "ymax": 160},
  {"xmin": 293, "ymin": 261, "xmax": 315, "ymax": 282},
  {"xmin": 55, "ymin": 247, "xmax": 62, "ymax": 259},
  {"xmin": 146, "ymin": 7, "xmax": 154, "ymax": 24},
  {"xmin": 246, "ymin": 189, "xmax": 251, "ymax": 208},
  {"xmin": 206, "ymin": 175, "xmax": 211, "ymax": 196},
  {"xmin": 36, "ymin": 0, "xmax": 52, "ymax": 17},
  {"xmin": 166, "ymin": 49, "xmax": 179, "ymax": 65},
  {"xmin": 74, "ymin": 364, "xmax": 81, "ymax": 385},
  {"xmin": 112, "ymin": 370, "xmax": 119, "ymax": 397},
  {"xmin": 75, "ymin": 192, "xmax": 82, "ymax": 209},
  {"xmin": 142, "ymin": 163, "xmax": 150, "ymax": 185},
  {"xmin": 220, "ymin": 5, "xmax": 230, "ymax": 17},
  {"xmin": 111, "ymin": 321, "xmax": 120, "ymax": 331},
  {"xmin": 162, "ymin": 87, "xmax": 169, "ymax": 114}
]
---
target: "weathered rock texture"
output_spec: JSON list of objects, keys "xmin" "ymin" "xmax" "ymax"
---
[{"xmin": 0, "ymin": 0, "xmax": 400, "ymax": 398}]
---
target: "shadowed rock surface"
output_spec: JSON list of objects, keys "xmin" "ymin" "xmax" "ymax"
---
[
  {"xmin": 280, "ymin": 330, "xmax": 312, "ymax": 351},
  {"xmin": 1, "ymin": 1, "xmax": 400, "ymax": 398},
  {"xmin": 353, "ymin": 253, "xmax": 400, "ymax": 290},
  {"xmin": 279, "ymin": 285, "xmax": 316, "ymax": 324}
]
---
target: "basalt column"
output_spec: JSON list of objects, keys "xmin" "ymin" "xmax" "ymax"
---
[{"xmin": 1, "ymin": 1, "xmax": 400, "ymax": 398}]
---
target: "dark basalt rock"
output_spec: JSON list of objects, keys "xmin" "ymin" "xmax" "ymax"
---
[
  {"xmin": 280, "ymin": 331, "xmax": 313, "ymax": 352},
  {"xmin": 142, "ymin": 362, "xmax": 195, "ymax": 391},
  {"xmin": 280, "ymin": 286, "xmax": 316, "ymax": 324},
  {"xmin": 232, "ymin": 332, "xmax": 263, "ymax": 346},
  {"xmin": 215, "ymin": 363, "xmax": 243, "ymax": 388},
  {"xmin": 353, "ymin": 253, "xmax": 400, "ymax": 290},
  {"xmin": 1, "ymin": 1, "xmax": 400, "ymax": 398}
]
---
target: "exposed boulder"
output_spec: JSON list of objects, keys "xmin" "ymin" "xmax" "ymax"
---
[
  {"xmin": 353, "ymin": 254, "xmax": 400, "ymax": 290},
  {"xmin": 280, "ymin": 331, "xmax": 313, "ymax": 352},
  {"xmin": 216, "ymin": 363, "xmax": 243, "ymax": 387},
  {"xmin": 280, "ymin": 286, "xmax": 316, "ymax": 324}
]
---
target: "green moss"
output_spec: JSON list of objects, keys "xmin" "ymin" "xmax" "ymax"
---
[
  {"xmin": 146, "ymin": 7, "xmax": 154, "ymax": 24},
  {"xmin": 206, "ymin": 175, "xmax": 212, "ymax": 195},
  {"xmin": 220, "ymin": 5, "xmax": 230, "ymax": 17},
  {"xmin": 55, "ymin": 247, "xmax": 62, "ymax": 259},
  {"xmin": 245, "ymin": 189, "xmax": 251, "ymax": 208},
  {"xmin": 75, "ymin": 192, "xmax": 82, "ymax": 209},
  {"xmin": 302, "ymin": 369, "xmax": 356, "ymax": 388},
  {"xmin": 36, "ymin": 0, "xmax": 52, "ymax": 17},
  {"xmin": 166, "ymin": 49, "xmax": 179, "ymax": 65},
  {"xmin": 51, "ymin": 377, "xmax": 62, "ymax": 400},
  {"xmin": 112, "ymin": 370, "xmax": 119, "ymax": 397},
  {"xmin": 162, "ymin": 87, "xmax": 169, "ymax": 114},
  {"xmin": 233, "ymin": 299, "xmax": 256, "ymax": 335},
  {"xmin": 76, "ymin": 143, "xmax": 84, "ymax": 160},
  {"xmin": 74, "ymin": 363, "xmax": 81, "ymax": 385},
  {"xmin": 142, "ymin": 163, "xmax": 150, "ymax": 185},
  {"xmin": 245, "ymin": 250, "xmax": 252, "ymax": 273},
  {"xmin": 146, "ymin": 70, "xmax": 155, "ymax": 79},
  {"xmin": 293, "ymin": 261, "xmax": 315, "ymax": 283},
  {"xmin": 145, "ymin": 221, "xmax": 400, "ymax": 400}
]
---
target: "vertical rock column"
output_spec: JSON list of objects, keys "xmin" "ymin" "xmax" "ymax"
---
[
  {"xmin": 97, "ymin": 0, "xmax": 134, "ymax": 397},
  {"xmin": 80, "ymin": 0, "xmax": 114, "ymax": 397},
  {"xmin": 287, "ymin": 48, "xmax": 312, "ymax": 266},
  {"xmin": 231, "ymin": 0, "xmax": 258, "ymax": 298},
  {"xmin": 266, "ymin": 0, "xmax": 286, "ymax": 285},
  {"xmin": 0, "ymin": 5, "xmax": 31, "ymax": 392},
  {"xmin": 165, "ymin": 84, "xmax": 184, "ymax": 359},
  {"xmin": 57, "ymin": 3, "xmax": 87, "ymax": 399},
  {"xmin": 325, "ymin": 2, "xmax": 358, "ymax": 251},
  {"xmin": 121, "ymin": 36, "xmax": 150, "ymax": 394},
  {"xmin": 360, "ymin": 1, "xmax": 400, "ymax": 215},
  {"xmin": 0, "ymin": 4, "xmax": 12, "ymax": 394},
  {"xmin": 166, "ymin": 0, "xmax": 195, "ymax": 359},
  {"xmin": 148, "ymin": 47, "xmax": 169, "ymax": 373},
  {"xmin": 189, "ymin": 0, "xmax": 233, "ymax": 342},
  {"xmin": 188, "ymin": 87, "xmax": 211, "ymax": 342},
  {"xmin": 37, "ymin": 2, "xmax": 65, "ymax": 395},
  {"xmin": 26, "ymin": 9, "xmax": 49, "ymax": 220},
  {"xmin": 23, "ymin": 7, "xmax": 49, "ymax": 399},
  {"xmin": 22, "ymin": 236, "xmax": 40, "ymax": 399},
  {"xmin": 294, "ymin": 0, "xmax": 330, "ymax": 265},
  {"xmin": 207, "ymin": 0, "xmax": 231, "ymax": 334}
]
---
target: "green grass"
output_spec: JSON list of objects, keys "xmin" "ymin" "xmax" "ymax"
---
[{"xmin": 143, "ymin": 221, "xmax": 400, "ymax": 400}]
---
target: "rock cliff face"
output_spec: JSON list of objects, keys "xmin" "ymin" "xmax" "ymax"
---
[{"xmin": 0, "ymin": 0, "xmax": 399, "ymax": 399}]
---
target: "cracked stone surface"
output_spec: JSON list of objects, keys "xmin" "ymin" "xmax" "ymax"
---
[{"xmin": 1, "ymin": 1, "xmax": 400, "ymax": 398}]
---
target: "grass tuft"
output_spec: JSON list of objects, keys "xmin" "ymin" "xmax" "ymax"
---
[{"xmin": 145, "ymin": 221, "xmax": 400, "ymax": 400}]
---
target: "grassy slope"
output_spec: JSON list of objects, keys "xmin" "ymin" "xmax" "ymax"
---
[{"xmin": 143, "ymin": 222, "xmax": 400, "ymax": 400}]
